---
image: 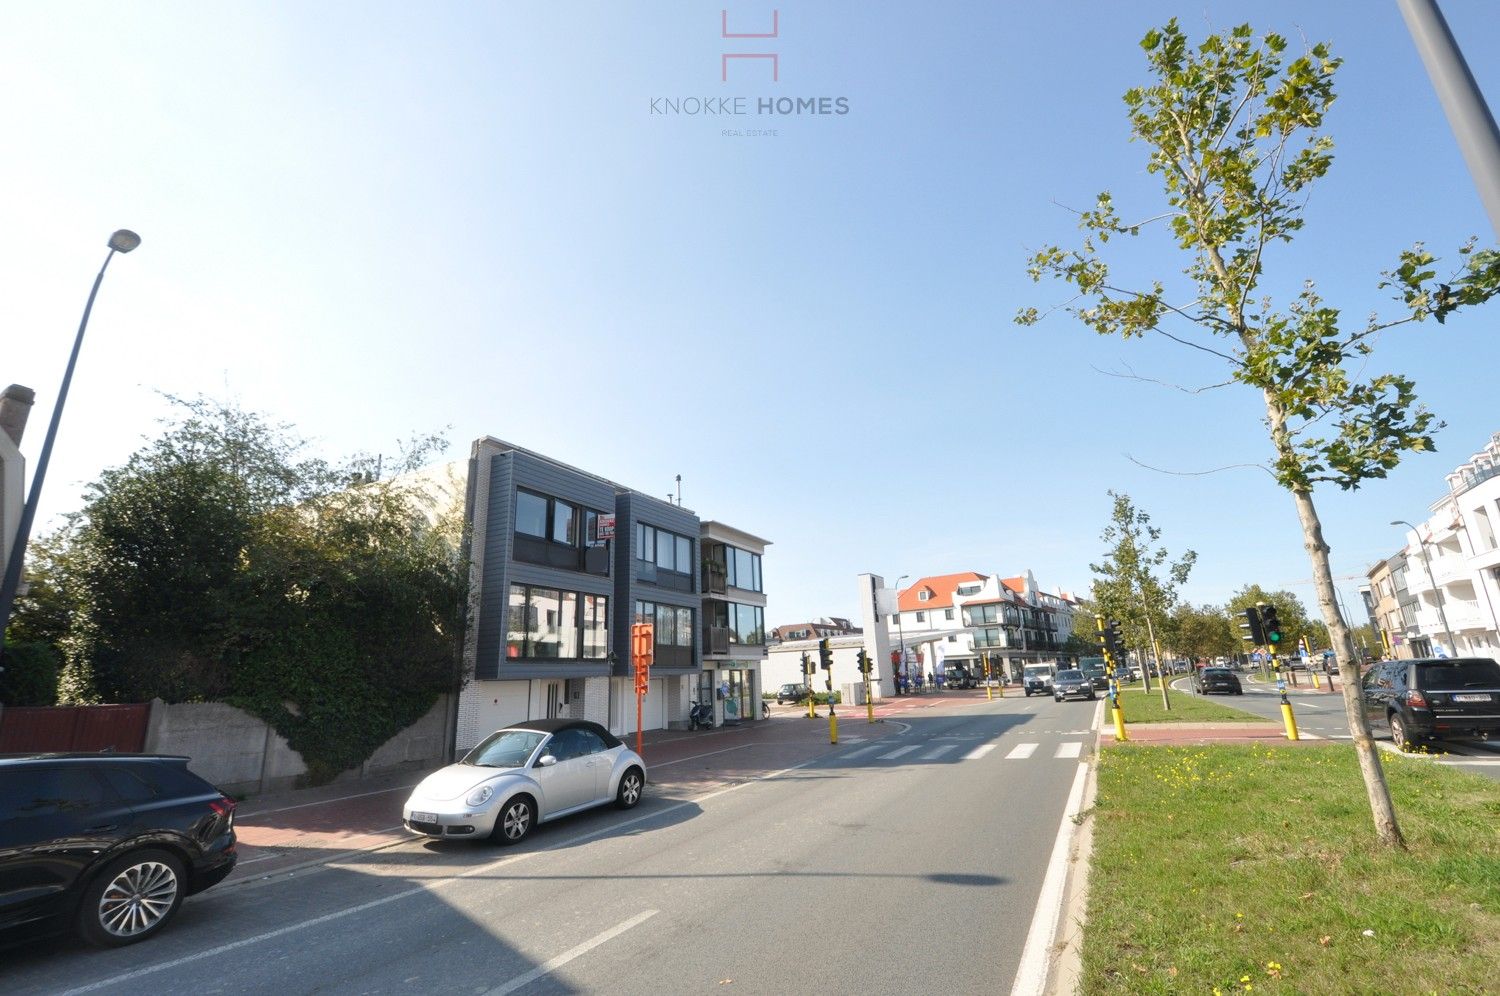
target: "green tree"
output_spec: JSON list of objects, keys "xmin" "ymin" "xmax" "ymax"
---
[
  {"xmin": 1169, "ymin": 603, "xmax": 1237, "ymax": 664},
  {"xmin": 1227, "ymin": 585, "xmax": 1314, "ymax": 655},
  {"xmin": 48, "ymin": 396, "xmax": 467, "ymax": 782},
  {"xmin": 1018, "ymin": 20, "xmax": 1500, "ymax": 845},
  {"xmin": 1088, "ymin": 491, "xmax": 1196, "ymax": 706}
]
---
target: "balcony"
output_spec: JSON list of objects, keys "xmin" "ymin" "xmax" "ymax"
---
[
  {"xmin": 701, "ymin": 562, "xmax": 727, "ymax": 595},
  {"xmin": 704, "ymin": 626, "xmax": 730, "ymax": 656}
]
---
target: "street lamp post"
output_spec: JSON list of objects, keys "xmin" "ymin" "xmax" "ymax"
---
[
  {"xmin": 0, "ymin": 231, "xmax": 140, "ymax": 649},
  {"xmin": 893, "ymin": 574, "xmax": 908, "ymax": 695},
  {"xmin": 1391, "ymin": 519, "xmax": 1458, "ymax": 656}
]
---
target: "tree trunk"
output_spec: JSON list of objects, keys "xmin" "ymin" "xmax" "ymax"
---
[
  {"xmin": 1266, "ymin": 398, "xmax": 1405, "ymax": 847},
  {"xmin": 1144, "ymin": 608, "xmax": 1171, "ymax": 710}
]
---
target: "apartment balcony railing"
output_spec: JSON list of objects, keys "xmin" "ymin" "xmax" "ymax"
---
[
  {"xmin": 701, "ymin": 563, "xmax": 728, "ymax": 595},
  {"xmin": 704, "ymin": 626, "xmax": 730, "ymax": 656}
]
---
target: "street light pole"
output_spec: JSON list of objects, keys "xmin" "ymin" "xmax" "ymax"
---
[
  {"xmin": 1397, "ymin": 0, "xmax": 1500, "ymax": 237},
  {"xmin": 0, "ymin": 231, "xmax": 140, "ymax": 649},
  {"xmin": 1392, "ymin": 519, "xmax": 1458, "ymax": 656},
  {"xmin": 893, "ymin": 574, "xmax": 908, "ymax": 696}
]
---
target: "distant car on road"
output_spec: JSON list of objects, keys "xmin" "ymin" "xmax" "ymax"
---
[
  {"xmin": 1192, "ymin": 667, "xmax": 1244, "ymax": 695},
  {"xmin": 1361, "ymin": 657, "xmax": 1500, "ymax": 752},
  {"xmin": 1053, "ymin": 669, "xmax": 1097, "ymax": 702},
  {"xmin": 943, "ymin": 665, "xmax": 975, "ymax": 690},
  {"xmin": 1023, "ymin": 665, "xmax": 1054, "ymax": 697},
  {"xmin": 776, "ymin": 683, "xmax": 810, "ymax": 704},
  {"xmin": 404, "ymin": 719, "xmax": 645, "ymax": 845},
  {"xmin": 0, "ymin": 753, "xmax": 238, "ymax": 948}
]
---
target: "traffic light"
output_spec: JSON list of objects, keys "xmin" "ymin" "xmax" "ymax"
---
[
  {"xmin": 1239, "ymin": 605, "xmax": 1265, "ymax": 645},
  {"xmin": 818, "ymin": 638, "xmax": 833, "ymax": 671},
  {"xmin": 801, "ymin": 652, "xmax": 814, "ymax": 680},
  {"xmin": 1259, "ymin": 602, "xmax": 1283, "ymax": 646},
  {"xmin": 1105, "ymin": 619, "xmax": 1126, "ymax": 661},
  {"xmin": 855, "ymin": 648, "xmax": 871, "ymax": 676}
]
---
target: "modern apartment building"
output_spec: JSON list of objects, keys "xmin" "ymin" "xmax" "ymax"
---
[
  {"xmin": 1390, "ymin": 432, "xmax": 1500, "ymax": 659},
  {"xmin": 700, "ymin": 521, "xmax": 771, "ymax": 724},
  {"xmin": 455, "ymin": 437, "xmax": 769, "ymax": 751}
]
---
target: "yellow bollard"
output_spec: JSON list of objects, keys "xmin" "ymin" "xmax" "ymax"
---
[
  {"xmin": 1112, "ymin": 706, "xmax": 1128, "ymax": 742},
  {"xmin": 829, "ymin": 711, "xmax": 838, "ymax": 744},
  {"xmin": 1311, "ymin": 670, "xmax": 1321, "ymax": 690},
  {"xmin": 1281, "ymin": 701, "xmax": 1300, "ymax": 741}
]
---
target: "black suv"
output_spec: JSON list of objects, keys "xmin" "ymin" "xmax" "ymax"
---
[
  {"xmin": 1361, "ymin": 657, "xmax": 1500, "ymax": 751},
  {"xmin": 0, "ymin": 753, "xmax": 238, "ymax": 947},
  {"xmin": 1192, "ymin": 667, "xmax": 1243, "ymax": 695}
]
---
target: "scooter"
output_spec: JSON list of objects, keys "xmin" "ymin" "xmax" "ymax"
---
[{"xmin": 688, "ymin": 700, "xmax": 715, "ymax": 730}]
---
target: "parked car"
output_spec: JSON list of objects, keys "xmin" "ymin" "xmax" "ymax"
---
[
  {"xmin": 1361, "ymin": 657, "xmax": 1500, "ymax": 752},
  {"xmin": 0, "ymin": 753, "xmax": 238, "ymax": 947},
  {"xmin": 776, "ymin": 683, "xmax": 810, "ymax": 704},
  {"xmin": 1192, "ymin": 667, "xmax": 1244, "ymax": 695},
  {"xmin": 1022, "ymin": 666, "xmax": 1054, "ymax": 697},
  {"xmin": 403, "ymin": 719, "xmax": 646, "ymax": 844},
  {"xmin": 1053, "ymin": 669, "xmax": 1097, "ymax": 702}
]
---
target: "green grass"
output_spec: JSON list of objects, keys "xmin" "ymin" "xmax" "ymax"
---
[
  {"xmin": 1083, "ymin": 743, "xmax": 1500, "ymax": 994},
  {"xmin": 1110, "ymin": 681, "xmax": 1265, "ymax": 724}
]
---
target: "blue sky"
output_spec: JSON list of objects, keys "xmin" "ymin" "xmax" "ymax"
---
[{"xmin": 2, "ymin": 1, "xmax": 1497, "ymax": 629}]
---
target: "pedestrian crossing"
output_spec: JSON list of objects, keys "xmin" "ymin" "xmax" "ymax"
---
[{"xmin": 841, "ymin": 739, "xmax": 1087, "ymax": 763}]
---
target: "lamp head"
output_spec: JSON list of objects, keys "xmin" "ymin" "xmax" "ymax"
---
[{"xmin": 108, "ymin": 230, "xmax": 141, "ymax": 253}]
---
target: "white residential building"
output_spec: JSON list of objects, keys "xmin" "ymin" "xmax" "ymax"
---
[{"xmin": 1394, "ymin": 432, "xmax": 1500, "ymax": 658}]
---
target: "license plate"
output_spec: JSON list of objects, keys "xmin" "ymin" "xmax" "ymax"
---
[
  {"xmin": 410, "ymin": 811, "xmax": 438, "ymax": 823},
  {"xmin": 1453, "ymin": 694, "xmax": 1490, "ymax": 703}
]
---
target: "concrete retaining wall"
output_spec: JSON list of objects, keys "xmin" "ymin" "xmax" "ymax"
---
[{"xmin": 144, "ymin": 694, "xmax": 454, "ymax": 796}]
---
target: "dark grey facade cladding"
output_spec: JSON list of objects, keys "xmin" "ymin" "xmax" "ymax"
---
[
  {"xmin": 472, "ymin": 447, "xmax": 617, "ymax": 681},
  {"xmin": 612, "ymin": 492, "xmax": 702, "ymax": 676}
]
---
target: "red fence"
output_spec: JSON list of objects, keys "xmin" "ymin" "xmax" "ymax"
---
[{"xmin": 0, "ymin": 703, "xmax": 150, "ymax": 753}]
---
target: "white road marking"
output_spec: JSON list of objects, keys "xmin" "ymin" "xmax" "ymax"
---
[
  {"xmin": 1055, "ymin": 742, "xmax": 1082, "ymax": 759},
  {"xmin": 963, "ymin": 744, "xmax": 997, "ymax": 761},
  {"xmin": 1005, "ymin": 743, "xmax": 1039, "ymax": 760},
  {"xmin": 1009, "ymin": 762, "xmax": 1090, "ymax": 996},
  {"xmin": 1091, "ymin": 699, "xmax": 1105, "ymax": 731},
  {"xmin": 484, "ymin": 910, "xmax": 659, "ymax": 996},
  {"xmin": 243, "ymin": 783, "xmax": 419, "ymax": 818},
  {"xmin": 838, "ymin": 737, "xmax": 867, "ymax": 744},
  {"xmin": 650, "ymin": 744, "xmax": 754, "ymax": 768},
  {"xmin": 58, "ymin": 754, "xmax": 830, "ymax": 996},
  {"xmin": 878, "ymin": 745, "xmax": 922, "ymax": 760},
  {"xmin": 920, "ymin": 745, "xmax": 959, "ymax": 760},
  {"xmin": 843, "ymin": 745, "xmax": 883, "ymax": 758}
]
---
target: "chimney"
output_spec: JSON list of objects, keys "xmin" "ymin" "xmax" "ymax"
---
[{"xmin": 1, "ymin": 384, "xmax": 36, "ymax": 447}]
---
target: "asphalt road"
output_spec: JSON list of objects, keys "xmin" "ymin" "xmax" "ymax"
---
[
  {"xmin": 1172, "ymin": 674, "xmax": 1500, "ymax": 781},
  {"xmin": 4, "ymin": 694, "xmax": 1101, "ymax": 995}
]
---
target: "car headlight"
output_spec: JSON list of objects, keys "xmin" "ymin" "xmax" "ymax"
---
[{"xmin": 466, "ymin": 784, "xmax": 495, "ymax": 807}]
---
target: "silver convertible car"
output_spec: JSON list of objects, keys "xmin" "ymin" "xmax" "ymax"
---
[{"xmin": 403, "ymin": 719, "xmax": 646, "ymax": 844}]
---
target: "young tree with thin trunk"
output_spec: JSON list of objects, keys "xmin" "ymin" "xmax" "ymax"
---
[
  {"xmin": 1089, "ymin": 491, "xmax": 1196, "ymax": 709},
  {"xmin": 1018, "ymin": 20, "xmax": 1500, "ymax": 847}
]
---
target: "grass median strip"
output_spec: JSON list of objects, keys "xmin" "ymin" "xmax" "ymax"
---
[
  {"xmin": 1083, "ymin": 743, "xmax": 1500, "ymax": 994},
  {"xmin": 1111, "ymin": 682, "xmax": 1264, "ymax": 724}
]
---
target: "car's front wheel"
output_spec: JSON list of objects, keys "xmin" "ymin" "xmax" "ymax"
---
[
  {"xmin": 616, "ymin": 767, "xmax": 644, "ymax": 810},
  {"xmin": 491, "ymin": 796, "xmax": 536, "ymax": 844},
  {"xmin": 77, "ymin": 848, "xmax": 186, "ymax": 948}
]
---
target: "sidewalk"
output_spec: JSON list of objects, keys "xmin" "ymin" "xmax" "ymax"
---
[{"xmin": 223, "ymin": 692, "xmax": 993, "ymax": 886}]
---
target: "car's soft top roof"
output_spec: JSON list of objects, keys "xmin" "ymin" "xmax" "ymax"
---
[{"xmin": 503, "ymin": 718, "xmax": 623, "ymax": 749}]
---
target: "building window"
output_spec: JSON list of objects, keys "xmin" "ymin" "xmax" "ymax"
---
[
  {"xmin": 516, "ymin": 491, "xmax": 548, "ymax": 538},
  {"xmin": 636, "ymin": 599, "xmax": 695, "ymax": 667},
  {"xmin": 956, "ymin": 584, "xmax": 981, "ymax": 596},
  {"xmin": 724, "ymin": 546, "xmax": 763, "ymax": 593},
  {"xmin": 918, "ymin": 590, "xmax": 930, "ymax": 601},
  {"xmin": 944, "ymin": 608, "xmax": 954, "ymax": 621},
  {"xmin": 514, "ymin": 489, "xmax": 609, "ymax": 575},
  {"xmin": 506, "ymin": 583, "xmax": 608, "ymax": 661},
  {"xmin": 637, "ymin": 523, "xmax": 695, "ymax": 588},
  {"xmin": 916, "ymin": 611, "xmax": 926, "ymax": 623}
]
